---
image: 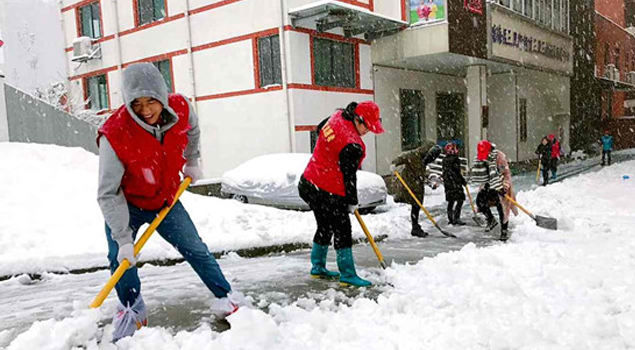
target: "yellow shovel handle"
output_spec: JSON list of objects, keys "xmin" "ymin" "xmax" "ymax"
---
[
  {"xmin": 354, "ymin": 210, "xmax": 386, "ymax": 269},
  {"xmin": 393, "ymin": 171, "xmax": 438, "ymax": 226},
  {"xmin": 464, "ymin": 185, "xmax": 478, "ymax": 215},
  {"xmin": 90, "ymin": 177, "xmax": 192, "ymax": 308},
  {"xmin": 536, "ymin": 162, "xmax": 541, "ymax": 183},
  {"xmin": 504, "ymin": 194, "xmax": 534, "ymax": 218}
]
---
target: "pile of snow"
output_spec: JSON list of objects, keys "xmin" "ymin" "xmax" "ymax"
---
[{"xmin": 4, "ymin": 143, "xmax": 635, "ymax": 349}]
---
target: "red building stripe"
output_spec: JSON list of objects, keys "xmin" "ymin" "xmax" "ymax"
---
[
  {"xmin": 401, "ymin": 0, "xmax": 407, "ymax": 22},
  {"xmin": 295, "ymin": 125, "xmax": 317, "ymax": 131},
  {"xmin": 335, "ymin": 0, "xmax": 371, "ymax": 10},
  {"xmin": 197, "ymin": 86, "xmax": 284, "ymax": 101},
  {"xmin": 62, "ymin": 0, "xmax": 99, "ymax": 12},
  {"xmin": 192, "ymin": 28, "xmax": 279, "ymax": 53},
  {"xmin": 119, "ymin": 13, "xmax": 185, "ymax": 37},
  {"xmin": 70, "ymin": 66, "xmax": 118, "ymax": 81},
  {"xmin": 189, "ymin": 0, "xmax": 246, "ymax": 15},
  {"xmin": 287, "ymin": 83, "xmax": 373, "ymax": 95},
  {"xmin": 122, "ymin": 49, "xmax": 189, "ymax": 67},
  {"xmin": 252, "ymin": 38, "xmax": 261, "ymax": 88}
]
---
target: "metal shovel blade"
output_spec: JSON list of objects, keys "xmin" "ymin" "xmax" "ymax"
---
[{"xmin": 534, "ymin": 215, "xmax": 558, "ymax": 231}]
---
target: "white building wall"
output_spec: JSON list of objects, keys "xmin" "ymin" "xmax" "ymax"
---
[
  {"xmin": 487, "ymin": 72, "xmax": 518, "ymax": 161},
  {"xmin": 487, "ymin": 68, "xmax": 570, "ymax": 162},
  {"xmin": 286, "ymin": 32, "xmax": 312, "ymax": 84},
  {"xmin": 193, "ymin": 41, "xmax": 255, "ymax": 95},
  {"xmin": 197, "ymin": 91, "xmax": 290, "ymax": 178},
  {"xmin": 359, "ymin": 44, "xmax": 373, "ymax": 90},
  {"xmin": 373, "ymin": 66, "xmax": 465, "ymax": 176}
]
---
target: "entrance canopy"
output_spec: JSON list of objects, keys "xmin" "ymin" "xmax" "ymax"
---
[{"xmin": 289, "ymin": 0, "xmax": 407, "ymax": 40}]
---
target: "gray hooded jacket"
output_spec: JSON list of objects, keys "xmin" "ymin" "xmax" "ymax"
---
[{"xmin": 97, "ymin": 63, "xmax": 200, "ymax": 247}]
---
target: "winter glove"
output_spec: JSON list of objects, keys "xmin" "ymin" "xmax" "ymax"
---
[
  {"xmin": 390, "ymin": 164, "xmax": 397, "ymax": 173},
  {"xmin": 117, "ymin": 243, "xmax": 137, "ymax": 269},
  {"xmin": 423, "ymin": 145, "xmax": 442, "ymax": 165},
  {"xmin": 348, "ymin": 204, "xmax": 358, "ymax": 214},
  {"xmin": 184, "ymin": 165, "xmax": 203, "ymax": 183}
]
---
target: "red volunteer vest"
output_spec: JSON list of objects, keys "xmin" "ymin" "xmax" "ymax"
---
[
  {"xmin": 303, "ymin": 111, "xmax": 366, "ymax": 197},
  {"xmin": 551, "ymin": 140, "xmax": 561, "ymax": 159},
  {"xmin": 98, "ymin": 94, "xmax": 190, "ymax": 210}
]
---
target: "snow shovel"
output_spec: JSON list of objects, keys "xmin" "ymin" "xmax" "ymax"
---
[
  {"xmin": 394, "ymin": 171, "xmax": 456, "ymax": 238},
  {"xmin": 90, "ymin": 177, "xmax": 193, "ymax": 309},
  {"xmin": 504, "ymin": 194, "xmax": 557, "ymax": 231},
  {"xmin": 354, "ymin": 210, "xmax": 387, "ymax": 269},
  {"xmin": 464, "ymin": 185, "xmax": 485, "ymax": 227}
]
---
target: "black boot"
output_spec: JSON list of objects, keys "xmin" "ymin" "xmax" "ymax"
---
[
  {"xmin": 453, "ymin": 204, "xmax": 466, "ymax": 226},
  {"xmin": 411, "ymin": 223, "xmax": 428, "ymax": 238},
  {"xmin": 485, "ymin": 218, "xmax": 498, "ymax": 232},
  {"xmin": 500, "ymin": 222, "xmax": 509, "ymax": 241}
]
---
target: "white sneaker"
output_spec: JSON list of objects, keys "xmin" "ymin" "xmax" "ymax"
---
[
  {"xmin": 211, "ymin": 291, "xmax": 244, "ymax": 318},
  {"xmin": 112, "ymin": 295, "xmax": 147, "ymax": 342}
]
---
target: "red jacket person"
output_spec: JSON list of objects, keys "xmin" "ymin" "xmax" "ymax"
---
[
  {"xmin": 97, "ymin": 63, "xmax": 238, "ymax": 341},
  {"xmin": 298, "ymin": 101, "xmax": 385, "ymax": 287}
]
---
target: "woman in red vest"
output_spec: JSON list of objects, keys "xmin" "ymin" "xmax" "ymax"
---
[
  {"xmin": 298, "ymin": 101, "xmax": 385, "ymax": 287},
  {"xmin": 97, "ymin": 63, "xmax": 238, "ymax": 341}
]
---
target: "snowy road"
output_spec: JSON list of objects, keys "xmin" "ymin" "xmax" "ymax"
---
[
  {"xmin": 0, "ymin": 234, "xmax": 498, "ymax": 341},
  {"xmin": 2, "ymin": 144, "xmax": 635, "ymax": 349}
]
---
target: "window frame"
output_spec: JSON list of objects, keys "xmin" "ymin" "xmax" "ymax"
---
[
  {"xmin": 151, "ymin": 59, "xmax": 174, "ymax": 93},
  {"xmin": 257, "ymin": 35, "xmax": 282, "ymax": 88},
  {"xmin": 84, "ymin": 74, "xmax": 109, "ymax": 111},
  {"xmin": 77, "ymin": 1, "xmax": 102, "ymax": 39},
  {"xmin": 312, "ymin": 37, "xmax": 356, "ymax": 89},
  {"xmin": 134, "ymin": 0, "xmax": 167, "ymax": 27}
]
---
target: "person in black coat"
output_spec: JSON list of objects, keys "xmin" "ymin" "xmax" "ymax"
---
[
  {"xmin": 535, "ymin": 136, "xmax": 552, "ymax": 186},
  {"xmin": 441, "ymin": 142, "xmax": 467, "ymax": 225}
]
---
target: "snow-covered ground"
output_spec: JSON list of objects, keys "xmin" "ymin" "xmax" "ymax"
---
[
  {"xmin": 2, "ymin": 142, "xmax": 635, "ymax": 349},
  {"xmin": 0, "ymin": 143, "xmax": 449, "ymax": 277}
]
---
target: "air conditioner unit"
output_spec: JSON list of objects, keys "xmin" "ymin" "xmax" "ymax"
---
[
  {"xmin": 71, "ymin": 36, "xmax": 100, "ymax": 62},
  {"xmin": 614, "ymin": 67, "xmax": 621, "ymax": 82},
  {"xmin": 605, "ymin": 64, "xmax": 616, "ymax": 80}
]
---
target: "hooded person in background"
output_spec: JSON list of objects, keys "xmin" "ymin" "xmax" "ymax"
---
[
  {"xmin": 441, "ymin": 142, "xmax": 467, "ymax": 225},
  {"xmin": 391, "ymin": 141, "xmax": 443, "ymax": 238},
  {"xmin": 535, "ymin": 136, "xmax": 552, "ymax": 186},
  {"xmin": 601, "ymin": 130, "xmax": 614, "ymax": 166},
  {"xmin": 298, "ymin": 101, "xmax": 385, "ymax": 288},
  {"xmin": 548, "ymin": 134, "xmax": 562, "ymax": 180},
  {"xmin": 471, "ymin": 141, "xmax": 517, "ymax": 241},
  {"xmin": 97, "ymin": 63, "xmax": 239, "ymax": 341}
]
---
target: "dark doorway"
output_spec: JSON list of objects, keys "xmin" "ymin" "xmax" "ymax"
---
[
  {"xmin": 436, "ymin": 92, "xmax": 465, "ymax": 152},
  {"xmin": 400, "ymin": 89, "xmax": 425, "ymax": 151}
]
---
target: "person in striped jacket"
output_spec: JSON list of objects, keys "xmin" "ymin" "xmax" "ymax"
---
[{"xmin": 471, "ymin": 140, "xmax": 517, "ymax": 241}]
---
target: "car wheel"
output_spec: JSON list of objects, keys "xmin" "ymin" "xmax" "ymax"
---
[
  {"xmin": 358, "ymin": 207, "xmax": 376, "ymax": 215},
  {"xmin": 230, "ymin": 194, "xmax": 248, "ymax": 203}
]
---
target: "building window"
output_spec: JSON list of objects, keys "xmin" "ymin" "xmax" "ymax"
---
[
  {"xmin": 152, "ymin": 59, "xmax": 173, "ymax": 92},
  {"xmin": 554, "ymin": 0, "xmax": 561, "ymax": 31},
  {"xmin": 79, "ymin": 2, "xmax": 101, "ymax": 39},
  {"xmin": 400, "ymin": 89, "xmax": 425, "ymax": 151},
  {"xmin": 519, "ymin": 98, "xmax": 527, "ymax": 142},
  {"xmin": 562, "ymin": 0, "xmax": 569, "ymax": 32},
  {"xmin": 137, "ymin": 0, "xmax": 165, "ymax": 26},
  {"xmin": 543, "ymin": 0, "xmax": 552, "ymax": 27},
  {"xmin": 498, "ymin": 0, "xmax": 511, "ymax": 7},
  {"xmin": 86, "ymin": 74, "xmax": 108, "ymax": 110},
  {"xmin": 524, "ymin": 0, "xmax": 533, "ymax": 17},
  {"xmin": 615, "ymin": 48, "xmax": 621, "ymax": 70},
  {"xmin": 512, "ymin": 0, "xmax": 521, "ymax": 12},
  {"xmin": 604, "ymin": 43, "xmax": 610, "ymax": 67},
  {"xmin": 258, "ymin": 35, "xmax": 282, "ymax": 87},
  {"xmin": 534, "ymin": 0, "xmax": 541, "ymax": 22},
  {"xmin": 313, "ymin": 38, "xmax": 355, "ymax": 88}
]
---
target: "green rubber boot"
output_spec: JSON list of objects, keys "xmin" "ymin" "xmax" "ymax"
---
[
  {"xmin": 336, "ymin": 248, "xmax": 372, "ymax": 287},
  {"xmin": 310, "ymin": 243, "xmax": 340, "ymax": 279}
]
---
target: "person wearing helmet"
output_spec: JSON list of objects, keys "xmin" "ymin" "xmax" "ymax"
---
[
  {"xmin": 471, "ymin": 140, "xmax": 517, "ymax": 241},
  {"xmin": 298, "ymin": 101, "xmax": 385, "ymax": 287},
  {"xmin": 442, "ymin": 142, "xmax": 467, "ymax": 225},
  {"xmin": 391, "ymin": 141, "xmax": 442, "ymax": 237}
]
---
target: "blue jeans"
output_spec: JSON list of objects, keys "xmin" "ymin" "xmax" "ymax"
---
[{"xmin": 106, "ymin": 201, "xmax": 232, "ymax": 306}]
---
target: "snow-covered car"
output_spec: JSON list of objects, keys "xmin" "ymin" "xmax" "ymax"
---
[{"xmin": 221, "ymin": 153, "xmax": 387, "ymax": 212}]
